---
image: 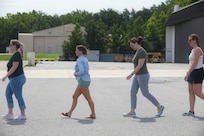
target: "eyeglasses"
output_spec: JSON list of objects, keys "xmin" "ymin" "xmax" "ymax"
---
[{"xmin": 188, "ymin": 39, "xmax": 193, "ymax": 42}]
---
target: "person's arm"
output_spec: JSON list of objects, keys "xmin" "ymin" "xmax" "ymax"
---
[
  {"xmin": 126, "ymin": 58, "xmax": 145, "ymax": 80},
  {"xmin": 75, "ymin": 60, "xmax": 85, "ymax": 76},
  {"xmin": 2, "ymin": 62, "xmax": 19, "ymax": 82}
]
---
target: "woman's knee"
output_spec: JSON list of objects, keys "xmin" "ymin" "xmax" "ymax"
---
[
  {"xmin": 72, "ymin": 93, "xmax": 81, "ymax": 100},
  {"xmin": 142, "ymin": 92, "xmax": 150, "ymax": 98},
  {"xmin": 72, "ymin": 94, "xmax": 78, "ymax": 99}
]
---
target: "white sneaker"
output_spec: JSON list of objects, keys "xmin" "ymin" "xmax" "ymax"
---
[
  {"xmin": 123, "ymin": 111, "xmax": 136, "ymax": 117},
  {"xmin": 183, "ymin": 111, "xmax": 194, "ymax": 117},
  {"xmin": 14, "ymin": 115, "xmax": 27, "ymax": 120},
  {"xmin": 2, "ymin": 113, "xmax": 14, "ymax": 119}
]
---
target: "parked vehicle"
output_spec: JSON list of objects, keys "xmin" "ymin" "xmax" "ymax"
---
[{"xmin": 147, "ymin": 52, "xmax": 164, "ymax": 63}]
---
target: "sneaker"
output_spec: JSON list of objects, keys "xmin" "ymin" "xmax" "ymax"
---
[
  {"xmin": 183, "ymin": 111, "xmax": 194, "ymax": 117},
  {"xmin": 123, "ymin": 111, "xmax": 136, "ymax": 117},
  {"xmin": 14, "ymin": 115, "xmax": 27, "ymax": 120},
  {"xmin": 2, "ymin": 113, "xmax": 14, "ymax": 119},
  {"xmin": 157, "ymin": 105, "xmax": 165, "ymax": 117}
]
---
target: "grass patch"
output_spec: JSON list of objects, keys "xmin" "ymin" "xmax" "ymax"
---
[
  {"xmin": 0, "ymin": 54, "xmax": 12, "ymax": 60},
  {"xmin": 0, "ymin": 54, "xmax": 62, "ymax": 61}
]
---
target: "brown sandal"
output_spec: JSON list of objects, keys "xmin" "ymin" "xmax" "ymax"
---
[
  {"xmin": 61, "ymin": 112, "xmax": 71, "ymax": 117},
  {"xmin": 86, "ymin": 115, "xmax": 96, "ymax": 119}
]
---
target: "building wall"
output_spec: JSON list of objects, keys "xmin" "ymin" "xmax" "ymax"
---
[
  {"xmin": 165, "ymin": 26, "xmax": 175, "ymax": 63},
  {"xmin": 33, "ymin": 37, "xmax": 45, "ymax": 53},
  {"xmin": 19, "ymin": 33, "xmax": 33, "ymax": 53},
  {"xmin": 19, "ymin": 24, "xmax": 85, "ymax": 54},
  {"xmin": 175, "ymin": 16, "xmax": 204, "ymax": 63}
]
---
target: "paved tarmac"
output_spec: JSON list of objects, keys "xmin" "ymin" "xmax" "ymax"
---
[{"xmin": 0, "ymin": 61, "xmax": 204, "ymax": 136}]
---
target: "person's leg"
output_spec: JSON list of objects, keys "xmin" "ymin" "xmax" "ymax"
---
[
  {"xmin": 188, "ymin": 83, "xmax": 196, "ymax": 112},
  {"xmin": 11, "ymin": 75, "xmax": 26, "ymax": 115},
  {"xmin": 81, "ymin": 87, "xmax": 96, "ymax": 118},
  {"xmin": 183, "ymin": 83, "xmax": 195, "ymax": 116},
  {"xmin": 193, "ymin": 83, "xmax": 204, "ymax": 99},
  {"xmin": 5, "ymin": 82, "xmax": 14, "ymax": 116},
  {"xmin": 130, "ymin": 76, "xmax": 139, "ymax": 111},
  {"xmin": 66, "ymin": 87, "xmax": 82, "ymax": 116},
  {"xmin": 139, "ymin": 73, "xmax": 164, "ymax": 116},
  {"xmin": 123, "ymin": 76, "xmax": 139, "ymax": 117},
  {"xmin": 139, "ymin": 74, "xmax": 159, "ymax": 106}
]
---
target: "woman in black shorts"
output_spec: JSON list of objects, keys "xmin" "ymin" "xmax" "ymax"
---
[{"xmin": 184, "ymin": 34, "xmax": 204, "ymax": 116}]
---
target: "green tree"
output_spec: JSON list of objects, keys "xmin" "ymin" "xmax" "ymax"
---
[
  {"xmin": 157, "ymin": 11, "xmax": 168, "ymax": 53},
  {"xmin": 120, "ymin": 9, "xmax": 130, "ymax": 31},
  {"xmin": 95, "ymin": 9, "xmax": 122, "ymax": 27},
  {"xmin": 126, "ymin": 16, "xmax": 145, "ymax": 38},
  {"xmin": 85, "ymin": 20, "xmax": 107, "ymax": 53},
  {"xmin": 107, "ymin": 24, "xmax": 125, "ymax": 53},
  {"xmin": 0, "ymin": 18, "xmax": 11, "ymax": 52},
  {"xmin": 60, "ymin": 10, "xmax": 93, "ymax": 26},
  {"xmin": 132, "ymin": 8, "xmax": 152, "ymax": 22},
  {"xmin": 62, "ymin": 23, "xmax": 86, "ymax": 60},
  {"xmin": 144, "ymin": 15, "xmax": 160, "ymax": 51}
]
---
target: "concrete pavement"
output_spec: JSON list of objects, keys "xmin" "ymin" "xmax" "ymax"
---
[{"xmin": 0, "ymin": 61, "xmax": 204, "ymax": 136}]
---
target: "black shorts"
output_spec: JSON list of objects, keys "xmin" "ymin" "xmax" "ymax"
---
[{"xmin": 187, "ymin": 67, "xmax": 204, "ymax": 84}]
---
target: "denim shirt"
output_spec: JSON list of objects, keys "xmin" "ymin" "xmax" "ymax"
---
[{"xmin": 75, "ymin": 55, "xmax": 90, "ymax": 81}]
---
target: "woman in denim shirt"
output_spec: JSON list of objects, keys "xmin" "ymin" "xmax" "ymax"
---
[{"xmin": 62, "ymin": 45, "xmax": 96, "ymax": 119}]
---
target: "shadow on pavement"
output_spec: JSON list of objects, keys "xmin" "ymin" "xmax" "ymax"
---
[
  {"xmin": 62, "ymin": 117, "xmax": 94, "ymax": 124},
  {"xmin": 194, "ymin": 116, "xmax": 204, "ymax": 121},
  {"xmin": 133, "ymin": 116, "xmax": 164, "ymax": 123},
  {"xmin": 6, "ymin": 119, "xmax": 26, "ymax": 125}
]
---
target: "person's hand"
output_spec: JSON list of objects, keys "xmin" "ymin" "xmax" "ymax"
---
[
  {"xmin": 2, "ymin": 76, "xmax": 7, "ymax": 82},
  {"xmin": 184, "ymin": 72, "xmax": 189, "ymax": 81},
  {"xmin": 184, "ymin": 75, "xmax": 187, "ymax": 81},
  {"xmin": 126, "ymin": 74, "xmax": 133, "ymax": 80},
  {"xmin": 74, "ymin": 72, "xmax": 76, "ymax": 77}
]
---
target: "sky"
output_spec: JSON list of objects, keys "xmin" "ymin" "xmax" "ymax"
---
[{"xmin": 0, "ymin": 0, "xmax": 166, "ymax": 17}]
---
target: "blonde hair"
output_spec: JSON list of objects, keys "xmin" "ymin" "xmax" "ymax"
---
[{"xmin": 10, "ymin": 39, "xmax": 24, "ymax": 58}]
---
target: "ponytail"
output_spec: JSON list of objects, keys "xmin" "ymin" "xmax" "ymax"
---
[{"xmin": 18, "ymin": 42, "xmax": 24, "ymax": 58}]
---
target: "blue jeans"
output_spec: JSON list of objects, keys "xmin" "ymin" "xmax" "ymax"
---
[
  {"xmin": 6, "ymin": 74, "xmax": 26, "ymax": 110},
  {"xmin": 130, "ymin": 73, "xmax": 159, "ymax": 109}
]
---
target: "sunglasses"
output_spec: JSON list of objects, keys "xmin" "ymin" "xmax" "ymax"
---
[{"xmin": 188, "ymin": 39, "xmax": 193, "ymax": 42}]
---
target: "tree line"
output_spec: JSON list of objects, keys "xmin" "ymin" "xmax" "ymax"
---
[{"xmin": 0, "ymin": 0, "xmax": 198, "ymax": 58}]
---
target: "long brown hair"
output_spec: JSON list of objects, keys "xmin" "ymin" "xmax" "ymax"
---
[
  {"xmin": 10, "ymin": 39, "xmax": 24, "ymax": 58},
  {"xmin": 189, "ymin": 34, "xmax": 201, "ymax": 47}
]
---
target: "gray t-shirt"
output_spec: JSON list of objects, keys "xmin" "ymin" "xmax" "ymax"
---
[{"xmin": 132, "ymin": 47, "xmax": 148, "ymax": 75}]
